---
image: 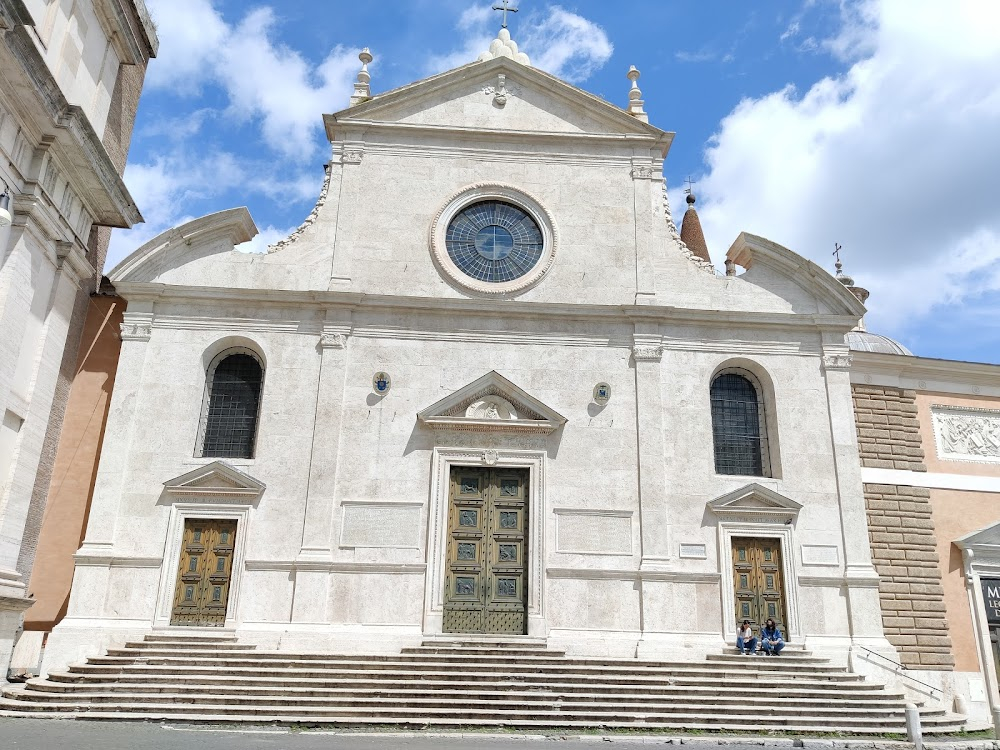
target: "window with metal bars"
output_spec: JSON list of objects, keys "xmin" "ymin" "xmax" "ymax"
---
[
  {"xmin": 710, "ymin": 371, "xmax": 771, "ymax": 477},
  {"xmin": 198, "ymin": 350, "xmax": 263, "ymax": 459}
]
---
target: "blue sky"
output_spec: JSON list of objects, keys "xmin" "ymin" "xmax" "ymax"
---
[{"xmin": 114, "ymin": 1, "xmax": 1000, "ymax": 364}]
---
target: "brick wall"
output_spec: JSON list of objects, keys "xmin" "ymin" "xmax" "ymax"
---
[{"xmin": 853, "ymin": 385, "xmax": 954, "ymax": 670}]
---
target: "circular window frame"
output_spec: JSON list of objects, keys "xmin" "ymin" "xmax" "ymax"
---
[{"xmin": 430, "ymin": 183, "xmax": 557, "ymax": 296}]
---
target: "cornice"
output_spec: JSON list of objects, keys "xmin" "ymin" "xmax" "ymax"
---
[
  {"xmin": 113, "ymin": 283, "xmax": 862, "ymax": 335},
  {"xmin": 0, "ymin": 0, "xmax": 33, "ymax": 27},
  {"xmin": 851, "ymin": 351, "xmax": 1000, "ymax": 395},
  {"xmin": 3, "ymin": 26, "xmax": 140, "ymax": 227}
]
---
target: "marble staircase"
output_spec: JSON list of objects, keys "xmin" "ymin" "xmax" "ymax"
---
[{"xmin": 0, "ymin": 635, "xmax": 967, "ymax": 733}]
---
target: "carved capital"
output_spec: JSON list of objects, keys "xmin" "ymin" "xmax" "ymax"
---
[
  {"xmin": 119, "ymin": 323, "xmax": 152, "ymax": 342},
  {"xmin": 821, "ymin": 353, "xmax": 853, "ymax": 371},
  {"xmin": 320, "ymin": 333, "xmax": 348, "ymax": 349},
  {"xmin": 632, "ymin": 345, "xmax": 663, "ymax": 362},
  {"xmin": 630, "ymin": 166, "xmax": 654, "ymax": 180},
  {"xmin": 341, "ymin": 148, "xmax": 364, "ymax": 165}
]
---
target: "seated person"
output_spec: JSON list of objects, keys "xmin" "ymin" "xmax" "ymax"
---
[
  {"xmin": 736, "ymin": 619, "xmax": 757, "ymax": 655},
  {"xmin": 760, "ymin": 618, "xmax": 785, "ymax": 655}
]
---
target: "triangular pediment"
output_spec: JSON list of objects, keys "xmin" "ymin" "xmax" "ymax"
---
[
  {"xmin": 955, "ymin": 522, "xmax": 1000, "ymax": 550},
  {"xmin": 418, "ymin": 371, "xmax": 567, "ymax": 434},
  {"xmin": 327, "ymin": 58, "xmax": 670, "ymax": 142},
  {"xmin": 163, "ymin": 461, "xmax": 266, "ymax": 502},
  {"xmin": 708, "ymin": 483, "xmax": 802, "ymax": 522}
]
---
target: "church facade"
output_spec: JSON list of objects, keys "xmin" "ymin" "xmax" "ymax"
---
[{"xmin": 43, "ymin": 32, "xmax": 896, "ymax": 688}]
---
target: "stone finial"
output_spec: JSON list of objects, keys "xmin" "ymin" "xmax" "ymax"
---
[
  {"xmin": 349, "ymin": 48, "xmax": 374, "ymax": 107},
  {"xmin": 626, "ymin": 66, "xmax": 648, "ymax": 123},
  {"xmin": 832, "ymin": 246, "xmax": 870, "ymax": 329},
  {"xmin": 478, "ymin": 28, "xmax": 531, "ymax": 66}
]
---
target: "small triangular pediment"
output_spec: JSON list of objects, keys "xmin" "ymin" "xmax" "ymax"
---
[
  {"xmin": 418, "ymin": 371, "xmax": 567, "ymax": 434},
  {"xmin": 163, "ymin": 461, "xmax": 266, "ymax": 502},
  {"xmin": 328, "ymin": 58, "xmax": 669, "ymax": 140},
  {"xmin": 955, "ymin": 522, "xmax": 1000, "ymax": 550},
  {"xmin": 708, "ymin": 483, "xmax": 802, "ymax": 522}
]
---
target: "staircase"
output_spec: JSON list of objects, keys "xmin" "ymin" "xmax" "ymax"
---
[{"xmin": 0, "ymin": 635, "xmax": 966, "ymax": 733}]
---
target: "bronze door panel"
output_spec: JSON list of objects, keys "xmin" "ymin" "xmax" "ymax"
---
[
  {"xmin": 444, "ymin": 467, "xmax": 529, "ymax": 634},
  {"xmin": 731, "ymin": 536, "xmax": 788, "ymax": 637},
  {"xmin": 170, "ymin": 519, "xmax": 237, "ymax": 627}
]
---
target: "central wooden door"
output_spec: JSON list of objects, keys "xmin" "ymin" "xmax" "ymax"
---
[
  {"xmin": 731, "ymin": 536, "xmax": 788, "ymax": 636},
  {"xmin": 443, "ymin": 467, "xmax": 529, "ymax": 634},
  {"xmin": 170, "ymin": 519, "xmax": 237, "ymax": 627}
]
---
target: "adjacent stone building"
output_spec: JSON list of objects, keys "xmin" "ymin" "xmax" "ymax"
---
[{"xmin": 0, "ymin": 0, "xmax": 156, "ymax": 675}]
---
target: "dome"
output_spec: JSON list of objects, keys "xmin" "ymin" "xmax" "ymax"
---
[{"xmin": 846, "ymin": 330, "xmax": 913, "ymax": 356}]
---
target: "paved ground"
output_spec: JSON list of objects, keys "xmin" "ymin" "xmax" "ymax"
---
[{"xmin": 0, "ymin": 719, "xmax": 995, "ymax": 750}]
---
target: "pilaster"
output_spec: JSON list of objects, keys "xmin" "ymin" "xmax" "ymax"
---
[
  {"xmin": 631, "ymin": 159, "xmax": 657, "ymax": 305},
  {"xmin": 291, "ymin": 317, "xmax": 351, "ymax": 623},
  {"xmin": 632, "ymin": 325, "xmax": 669, "ymax": 565},
  {"xmin": 76, "ymin": 308, "xmax": 153, "ymax": 554},
  {"xmin": 819, "ymin": 347, "xmax": 885, "ymax": 640}
]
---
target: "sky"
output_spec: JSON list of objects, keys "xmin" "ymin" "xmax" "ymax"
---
[{"xmin": 112, "ymin": 0, "xmax": 1000, "ymax": 364}]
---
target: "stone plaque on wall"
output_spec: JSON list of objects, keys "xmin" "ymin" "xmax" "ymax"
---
[
  {"xmin": 340, "ymin": 503, "xmax": 422, "ymax": 549},
  {"xmin": 800, "ymin": 544, "xmax": 840, "ymax": 566},
  {"xmin": 555, "ymin": 511, "xmax": 632, "ymax": 555},
  {"xmin": 932, "ymin": 406, "xmax": 1000, "ymax": 463}
]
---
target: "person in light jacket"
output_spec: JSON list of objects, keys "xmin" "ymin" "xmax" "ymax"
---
[
  {"xmin": 736, "ymin": 619, "xmax": 757, "ymax": 655},
  {"xmin": 760, "ymin": 618, "xmax": 785, "ymax": 655}
]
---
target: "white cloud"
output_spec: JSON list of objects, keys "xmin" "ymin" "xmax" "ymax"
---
[
  {"xmin": 144, "ymin": 0, "xmax": 359, "ymax": 160},
  {"xmin": 696, "ymin": 0, "xmax": 1000, "ymax": 345},
  {"xmin": 427, "ymin": 3, "xmax": 612, "ymax": 83},
  {"xmin": 107, "ymin": 150, "xmax": 322, "ymax": 270}
]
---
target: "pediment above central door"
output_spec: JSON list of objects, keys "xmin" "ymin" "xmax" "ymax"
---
[
  {"xmin": 327, "ymin": 57, "xmax": 669, "ymax": 140},
  {"xmin": 417, "ymin": 371, "xmax": 566, "ymax": 434}
]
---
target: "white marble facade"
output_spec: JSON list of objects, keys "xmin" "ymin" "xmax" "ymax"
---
[{"xmin": 44, "ymin": 50, "xmax": 894, "ymax": 673}]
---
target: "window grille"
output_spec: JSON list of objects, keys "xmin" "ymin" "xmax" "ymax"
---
[
  {"xmin": 199, "ymin": 352, "xmax": 263, "ymax": 459},
  {"xmin": 710, "ymin": 372, "xmax": 770, "ymax": 477}
]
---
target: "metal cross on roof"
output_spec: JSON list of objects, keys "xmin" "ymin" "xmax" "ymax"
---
[
  {"xmin": 684, "ymin": 176, "xmax": 696, "ymax": 195},
  {"xmin": 492, "ymin": 0, "xmax": 518, "ymax": 28},
  {"xmin": 833, "ymin": 242, "xmax": 843, "ymax": 264}
]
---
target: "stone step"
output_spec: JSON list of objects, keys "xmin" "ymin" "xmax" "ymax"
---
[
  {"xmin": 142, "ymin": 633, "xmax": 237, "ymax": 643},
  {"xmin": 400, "ymin": 646, "xmax": 567, "ymax": 657},
  {"xmin": 124, "ymin": 640, "xmax": 256, "ymax": 651},
  {"xmin": 0, "ymin": 692, "xmax": 932, "ymax": 718},
  {"xmin": 69, "ymin": 660, "xmax": 862, "ymax": 685},
  {"xmin": 419, "ymin": 636, "xmax": 549, "ymax": 648},
  {"xmin": 0, "ymin": 697, "xmax": 956, "ymax": 730},
  {"xmin": 38, "ymin": 671, "xmax": 893, "ymax": 696},
  {"xmin": 86, "ymin": 652, "xmax": 852, "ymax": 676},
  {"xmin": 14, "ymin": 681, "xmax": 906, "ymax": 706},
  {"xmin": 0, "ymin": 707, "xmax": 967, "ymax": 735}
]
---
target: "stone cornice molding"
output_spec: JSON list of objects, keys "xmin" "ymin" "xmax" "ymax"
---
[
  {"xmin": 162, "ymin": 461, "xmax": 266, "ymax": 504},
  {"xmin": 0, "ymin": 0, "xmax": 33, "ymax": 28},
  {"xmin": 112, "ymin": 283, "xmax": 864, "ymax": 336},
  {"xmin": 109, "ymin": 208, "xmax": 258, "ymax": 283},
  {"xmin": 3, "ymin": 25, "xmax": 141, "ymax": 227},
  {"xmin": 850, "ymin": 351, "xmax": 1000, "ymax": 395},
  {"xmin": 55, "ymin": 240, "xmax": 96, "ymax": 286},
  {"xmin": 727, "ymin": 232, "xmax": 867, "ymax": 320}
]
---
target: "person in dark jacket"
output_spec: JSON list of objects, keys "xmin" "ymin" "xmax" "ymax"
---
[{"xmin": 760, "ymin": 618, "xmax": 785, "ymax": 655}]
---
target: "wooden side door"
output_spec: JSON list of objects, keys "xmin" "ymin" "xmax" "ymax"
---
[
  {"xmin": 731, "ymin": 536, "xmax": 788, "ymax": 637},
  {"xmin": 170, "ymin": 519, "xmax": 237, "ymax": 627},
  {"xmin": 443, "ymin": 467, "xmax": 529, "ymax": 634}
]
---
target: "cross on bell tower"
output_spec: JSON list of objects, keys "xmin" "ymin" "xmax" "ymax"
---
[{"xmin": 492, "ymin": 0, "xmax": 518, "ymax": 28}]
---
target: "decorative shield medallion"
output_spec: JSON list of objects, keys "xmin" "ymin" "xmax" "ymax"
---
[{"xmin": 373, "ymin": 371, "xmax": 391, "ymax": 394}]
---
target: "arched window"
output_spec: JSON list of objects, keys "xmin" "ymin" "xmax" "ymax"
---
[
  {"xmin": 198, "ymin": 349, "xmax": 264, "ymax": 459},
  {"xmin": 710, "ymin": 370, "xmax": 771, "ymax": 477}
]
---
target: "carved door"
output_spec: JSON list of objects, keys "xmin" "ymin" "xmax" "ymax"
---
[
  {"xmin": 731, "ymin": 536, "xmax": 787, "ymax": 636},
  {"xmin": 443, "ymin": 467, "xmax": 529, "ymax": 634},
  {"xmin": 170, "ymin": 519, "xmax": 237, "ymax": 626}
]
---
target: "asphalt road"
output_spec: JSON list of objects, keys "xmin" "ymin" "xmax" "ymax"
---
[{"xmin": 0, "ymin": 719, "xmax": 849, "ymax": 750}]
